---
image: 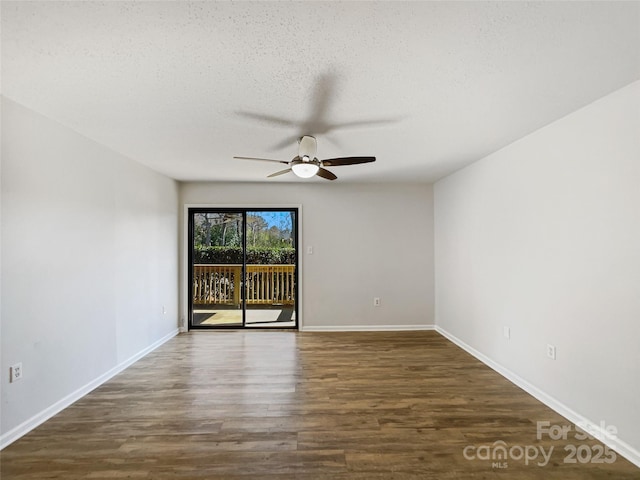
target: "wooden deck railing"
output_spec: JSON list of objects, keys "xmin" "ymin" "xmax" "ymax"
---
[{"xmin": 192, "ymin": 264, "xmax": 295, "ymax": 306}]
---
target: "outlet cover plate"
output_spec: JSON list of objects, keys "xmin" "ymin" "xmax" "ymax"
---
[
  {"xmin": 10, "ymin": 363, "xmax": 23, "ymax": 382},
  {"xmin": 546, "ymin": 344, "xmax": 556, "ymax": 360}
]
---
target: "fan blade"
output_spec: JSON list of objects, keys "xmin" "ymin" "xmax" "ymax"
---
[
  {"xmin": 268, "ymin": 168, "xmax": 292, "ymax": 178},
  {"xmin": 331, "ymin": 117, "xmax": 402, "ymax": 130},
  {"xmin": 321, "ymin": 156, "xmax": 376, "ymax": 167},
  {"xmin": 234, "ymin": 156, "xmax": 289, "ymax": 165},
  {"xmin": 234, "ymin": 111, "xmax": 297, "ymax": 128},
  {"xmin": 316, "ymin": 167, "xmax": 337, "ymax": 181},
  {"xmin": 309, "ymin": 73, "xmax": 336, "ymax": 124},
  {"xmin": 269, "ymin": 136, "xmax": 299, "ymax": 152}
]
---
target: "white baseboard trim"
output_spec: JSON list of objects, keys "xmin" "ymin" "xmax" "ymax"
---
[
  {"xmin": 434, "ymin": 326, "xmax": 640, "ymax": 469},
  {"xmin": 301, "ymin": 324, "xmax": 435, "ymax": 332},
  {"xmin": 0, "ymin": 328, "xmax": 179, "ymax": 450}
]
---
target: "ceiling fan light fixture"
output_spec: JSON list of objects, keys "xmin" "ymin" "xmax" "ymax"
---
[
  {"xmin": 291, "ymin": 162, "xmax": 319, "ymax": 178},
  {"xmin": 234, "ymin": 135, "xmax": 374, "ymax": 181}
]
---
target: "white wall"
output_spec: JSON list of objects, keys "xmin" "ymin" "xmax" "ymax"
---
[
  {"xmin": 434, "ymin": 81, "xmax": 640, "ymax": 460},
  {"xmin": 0, "ymin": 98, "xmax": 180, "ymax": 442},
  {"xmin": 180, "ymin": 182, "xmax": 434, "ymax": 330}
]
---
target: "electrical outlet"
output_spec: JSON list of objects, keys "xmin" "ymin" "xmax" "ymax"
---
[
  {"xmin": 373, "ymin": 297, "xmax": 381, "ymax": 307},
  {"xmin": 307, "ymin": 246, "xmax": 313, "ymax": 255},
  {"xmin": 10, "ymin": 363, "xmax": 23, "ymax": 383},
  {"xmin": 546, "ymin": 344, "xmax": 556, "ymax": 360},
  {"xmin": 503, "ymin": 326, "xmax": 510, "ymax": 339}
]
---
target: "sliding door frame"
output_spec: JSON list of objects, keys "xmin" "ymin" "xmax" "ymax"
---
[{"xmin": 182, "ymin": 204, "xmax": 302, "ymax": 331}]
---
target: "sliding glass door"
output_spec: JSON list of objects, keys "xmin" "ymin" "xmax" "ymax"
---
[
  {"xmin": 245, "ymin": 211, "xmax": 297, "ymax": 327},
  {"xmin": 190, "ymin": 211, "xmax": 244, "ymax": 328},
  {"xmin": 188, "ymin": 208, "xmax": 298, "ymax": 329}
]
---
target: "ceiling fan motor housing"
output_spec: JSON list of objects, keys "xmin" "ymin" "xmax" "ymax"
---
[{"xmin": 298, "ymin": 135, "xmax": 317, "ymax": 161}]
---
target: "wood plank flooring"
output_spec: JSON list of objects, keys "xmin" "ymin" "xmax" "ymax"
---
[{"xmin": 1, "ymin": 331, "xmax": 638, "ymax": 479}]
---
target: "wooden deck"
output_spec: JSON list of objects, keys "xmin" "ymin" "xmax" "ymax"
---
[
  {"xmin": 192, "ymin": 307, "xmax": 296, "ymax": 327},
  {"xmin": 1, "ymin": 331, "xmax": 638, "ymax": 479}
]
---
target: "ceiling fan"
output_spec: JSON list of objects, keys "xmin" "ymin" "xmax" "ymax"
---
[{"xmin": 234, "ymin": 135, "xmax": 375, "ymax": 181}]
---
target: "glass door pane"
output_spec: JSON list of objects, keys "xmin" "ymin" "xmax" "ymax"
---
[
  {"xmin": 190, "ymin": 211, "xmax": 244, "ymax": 328},
  {"xmin": 245, "ymin": 210, "xmax": 297, "ymax": 328}
]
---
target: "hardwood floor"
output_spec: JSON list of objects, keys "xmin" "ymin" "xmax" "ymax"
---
[{"xmin": 2, "ymin": 331, "xmax": 638, "ymax": 479}]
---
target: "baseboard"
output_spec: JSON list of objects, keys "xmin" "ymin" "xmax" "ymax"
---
[
  {"xmin": 434, "ymin": 326, "xmax": 640, "ymax": 469},
  {"xmin": 301, "ymin": 324, "xmax": 435, "ymax": 332},
  {"xmin": 0, "ymin": 328, "xmax": 179, "ymax": 450}
]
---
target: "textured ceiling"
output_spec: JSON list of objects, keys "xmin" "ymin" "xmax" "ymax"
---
[{"xmin": 2, "ymin": 1, "xmax": 639, "ymax": 183}]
